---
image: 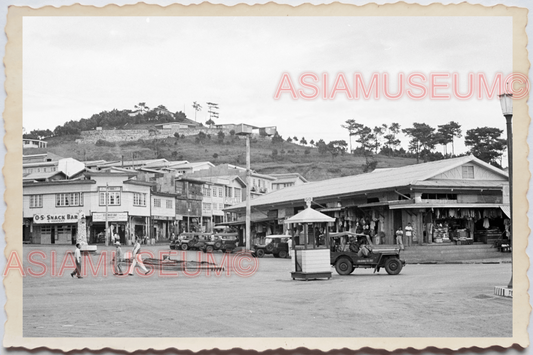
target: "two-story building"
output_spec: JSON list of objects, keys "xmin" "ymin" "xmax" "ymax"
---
[
  {"xmin": 174, "ymin": 177, "xmax": 204, "ymax": 233},
  {"xmin": 23, "ymin": 171, "xmax": 154, "ymax": 246},
  {"xmin": 150, "ymin": 191, "xmax": 176, "ymax": 242}
]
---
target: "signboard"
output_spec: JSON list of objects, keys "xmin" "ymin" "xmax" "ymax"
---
[
  {"xmin": 33, "ymin": 213, "xmax": 83, "ymax": 224},
  {"xmin": 152, "ymin": 215, "xmax": 174, "ymax": 221},
  {"xmin": 92, "ymin": 212, "xmax": 128, "ymax": 222}
]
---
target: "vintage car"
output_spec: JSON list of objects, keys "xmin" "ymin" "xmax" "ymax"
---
[
  {"xmin": 252, "ymin": 235, "xmax": 289, "ymax": 258},
  {"xmin": 169, "ymin": 233, "xmax": 210, "ymax": 251},
  {"xmin": 329, "ymin": 232, "xmax": 405, "ymax": 275}
]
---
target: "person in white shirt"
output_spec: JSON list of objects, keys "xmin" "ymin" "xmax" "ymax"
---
[
  {"xmin": 70, "ymin": 243, "xmax": 82, "ymax": 278},
  {"xmin": 128, "ymin": 237, "xmax": 149, "ymax": 276},
  {"xmin": 405, "ymin": 223, "xmax": 414, "ymax": 243}
]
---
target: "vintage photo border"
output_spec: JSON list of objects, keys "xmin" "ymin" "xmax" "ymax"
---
[{"xmin": 3, "ymin": 1, "xmax": 530, "ymax": 352}]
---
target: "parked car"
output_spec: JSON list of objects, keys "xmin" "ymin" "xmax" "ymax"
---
[
  {"xmin": 170, "ymin": 233, "xmax": 209, "ymax": 251},
  {"xmin": 252, "ymin": 235, "xmax": 289, "ymax": 258},
  {"xmin": 329, "ymin": 232, "xmax": 405, "ymax": 275}
]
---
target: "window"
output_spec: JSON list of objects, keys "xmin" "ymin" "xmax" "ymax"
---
[
  {"xmin": 219, "ymin": 203, "xmax": 224, "ymax": 210},
  {"xmin": 218, "ymin": 187, "xmax": 223, "ymax": 198},
  {"xmin": 212, "ymin": 186, "xmax": 217, "ymax": 196},
  {"xmin": 166, "ymin": 200, "xmax": 173, "ymax": 209},
  {"xmin": 133, "ymin": 193, "xmax": 147, "ymax": 206},
  {"xmin": 56, "ymin": 193, "xmax": 83, "ymax": 207},
  {"xmin": 154, "ymin": 198, "xmax": 161, "ymax": 208},
  {"xmin": 203, "ymin": 203, "xmax": 211, "ymax": 212},
  {"xmin": 203, "ymin": 186, "xmax": 211, "ymax": 197},
  {"xmin": 234, "ymin": 188, "xmax": 241, "ymax": 200},
  {"xmin": 29, "ymin": 195, "xmax": 43, "ymax": 208},
  {"xmin": 212, "ymin": 203, "xmax": 217, "ymax": 211},
  {"xmin": 225, "ymin": 186, "xmax": 232, "ymax": 198},
  {"xmin": 99, "ymin": 191, "xmax": 121, "ymax": 206},
  {"xmin": 462, "ymin": 166, "xmax": 475, "ymax": 179}
]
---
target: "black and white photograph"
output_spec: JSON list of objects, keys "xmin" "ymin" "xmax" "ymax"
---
[{"xmin": 2, "ymin": 0, "xmax": 531, "ymax": 353}]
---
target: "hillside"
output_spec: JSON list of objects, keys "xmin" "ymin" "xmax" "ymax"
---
[{"xmin": 25, "ymin": 133, "xmax": 418, "ymax": 181}]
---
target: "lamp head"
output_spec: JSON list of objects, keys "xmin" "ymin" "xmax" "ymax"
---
[{"xmin": 499, "ymin": 93, "xmax": 513, "ymax": 116}]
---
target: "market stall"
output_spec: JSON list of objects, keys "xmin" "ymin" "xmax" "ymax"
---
[{"xmin": 284, "ymin": 201, "xmax": 335, "ymax": 281}]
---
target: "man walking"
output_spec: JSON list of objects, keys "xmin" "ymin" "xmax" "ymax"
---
[
  {"xmin": 70, "ymin": 243, "xmax": 83, "ymax": 278},
  {"xmin": 113, "ymin": 242, "xmax": 124, "ymax": 275},
  {"xmin": 128, "ymin": 236, "xmax": 149, "ymax": 276}
]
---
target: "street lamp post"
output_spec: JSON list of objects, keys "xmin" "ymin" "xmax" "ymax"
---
[
  {"xmin": 499, "ymin": 92, "xmax": 513, "ymax": 289},
  {"xmin": 236, "ymin": 126, "xmax": 253, "ymax": 251}
]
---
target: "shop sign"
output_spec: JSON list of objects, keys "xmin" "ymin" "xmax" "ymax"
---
[
  {"xmin": 92, "ymin": 212, "xmax": 128, "ymax": 222},
  {"xmin": 152, "ymin": 215, "xmax": 173, "ymax": 220},
  {"xmin": 33, "ymin": 213, "xmax": 83, "ymax": 224}
]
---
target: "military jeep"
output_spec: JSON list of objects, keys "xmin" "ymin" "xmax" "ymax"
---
[{"xmin": 329, "ymin": 232, "xmax": 405, "ymax": 275}]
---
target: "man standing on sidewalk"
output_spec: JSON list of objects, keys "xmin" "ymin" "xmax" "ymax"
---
[
  {"xmin": 128, "ymin": 236, "xmax": 149, "ymax": 276},
  {"xmin": 395, "ymin": 226, "xmax": 405, "ymax": 250},
  {"xmin": 70, "ymin": 243, "xmax": 83, "ymax": 278}
]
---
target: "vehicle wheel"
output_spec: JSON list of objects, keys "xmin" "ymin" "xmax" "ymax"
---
[
  {"xmin": 214, "ymin": 241, "xmax": 222, "ymax": 249},
  {"xmin": 385, "ymin": 257, "xmax": 403, "ymax": 275},
  {"xmin": 181, "ymin": 243, "xmax": 188, "ymax": 251},
  {"xmin": 265, "ymin": 244, "xmax": 274, "ymax": 253},
  {"xmin": 273, "ymin": 253, "xmax": 280, "ymax": 258},
  {"xmin": 206, "ymin": 245, "xmax": 214, "ymax": 253},
  {"xmin": 278, "ymin": 250, "xmax": 288, "ymax": 258},
  {"xmin": 256, "ymin": 249, "xmax": 266, "ymax": 258},
  {"xmin": 169, "ymin": 245, "xmax": 175, "ymax": 250},
  {"xmin": 335, "ymin": 257, "xmax": 353, "ymax": 276}
]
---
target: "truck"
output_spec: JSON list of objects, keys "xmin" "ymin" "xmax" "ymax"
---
[{"xmin": 329, "ymin": 232, "xmax": 405, "ymax": 275}]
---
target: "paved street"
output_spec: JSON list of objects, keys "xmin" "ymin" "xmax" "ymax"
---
[{"xmin": 22, "ymin": 245, "xmax": 512, "ymax": 338}]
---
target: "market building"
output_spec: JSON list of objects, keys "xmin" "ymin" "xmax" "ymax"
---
[{"xmin": 224, "ymin": 156, "xmax": 510, "ymax": 248}]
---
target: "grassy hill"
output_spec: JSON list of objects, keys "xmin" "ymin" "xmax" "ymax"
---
[{"xmin": 25, "ymin": 133, "xmax": 418, "ymax": 181}]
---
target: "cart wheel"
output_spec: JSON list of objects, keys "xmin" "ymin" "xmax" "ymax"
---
[
  {"xmin": 278, "ymin": 250, "xmax": 288, "ymax": 258},
  {"xmin": 214, "ymin": 241, "xmax": 222, "ymax": 249},
  {"xmin": 206, "ymin": 246, "xmax": 214, "ymax": 253},
  {"xmin": 335, "ymin": 257, "xmax": 353, "ymax": 276},
  {"xmin": 384, "ymin": 257, "xmax": 403, "ymax": 275},
  {"xmin": 181, "ymin": 243, "xmax": 188, "ymax": 251},
  {"xmin": 256, "ymin": 249, "xmax": 265, "ymax": 258},
  {"xmin": 265, "ymin": 244, "xmax": 274, "ymax": 253}
]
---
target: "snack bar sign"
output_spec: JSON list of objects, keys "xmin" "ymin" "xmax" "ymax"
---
[{"xmin": 33, "ymin": 213, "xmax": 83, "ymax": 224}]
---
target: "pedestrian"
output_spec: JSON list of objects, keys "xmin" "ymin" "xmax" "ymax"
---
[
  {"xmin": 113, "ymin": 230, "xmax": 120, "ymax": 245},
  {"xmin": 286, "ymin": 237, "xmax": 293, "ymax": 259},
  {"xmin": 70, "ymin": 243, "xmax": 83, "ymax": 278},
  {"xmin": 405, "ymin": 222, "xmax": 415, "ymax": 243},
  {"xmin": 395, "ymin": 226, "xmax": 405, "ymax": 250},
  {"xmin": 113, "ymin": 241, "xmax": 124, "ymax": 275},
  {"xmin": 128, "ymin": 236, "xmax": 149, "ymax": 276}
]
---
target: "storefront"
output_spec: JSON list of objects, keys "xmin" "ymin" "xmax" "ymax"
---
[
  {"xmin": 29, "ymin": 213, "xmax": 83, "ymax": 245},
  {"xmin": 151, "ymin": 215, "xmax": 174, "ymax": 242},
  {"xmin": 91, "ymin": 212, "xmax": 129, "ymax": 244}
]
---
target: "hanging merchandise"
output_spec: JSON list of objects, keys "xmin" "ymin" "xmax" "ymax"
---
[{"xmin": 483, "ymin": 217, "xmax": 490, "ymax": 229}]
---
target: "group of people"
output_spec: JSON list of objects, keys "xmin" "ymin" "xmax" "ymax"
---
[
  {"xmin": 71, "ymin": 236, "xmax": 149, "ymax": 279},
  {"xmin": 395, "ymin": 223, "xmax": 415, "ymax": 250}
]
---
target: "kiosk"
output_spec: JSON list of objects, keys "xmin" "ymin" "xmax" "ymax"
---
[{"xmin": 285, "ymin": 199, "xmax": 335, "ymax": 281}]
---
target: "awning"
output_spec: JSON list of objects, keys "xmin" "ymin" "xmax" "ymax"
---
[
  {"xmin": 500, "ymin": 205, "xmax": 511, "ymax": 218},
  {"xmin": 318, "ymin": 207, "xmax": 343, "ymax": 212},
  {"xmin": 389, "ymin": 203, "xmax": 505, "ymax": 210},
  {"xmin": 284, "ymin": 207, "xmax": 335, "ymax": 224}
]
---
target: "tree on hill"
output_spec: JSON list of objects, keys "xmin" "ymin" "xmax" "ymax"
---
[
  {"xmin": 316, "ymin": 139, "xmax": 328, "ymax": 155},
  {"xmin": 175, "ymin": 111, "xmax": 187, "ymax": 122},
  {"xmin": 437, "ymin": 121, "xmax": 462, "ymax": 156},
  {"xmin": 293, "ymin": 136, "xmax": 298, "ymax": 141},
  {"xmin": 403, "ymin": 123, "xmax": 436, "ymax": 163},
  {"xmin": 341, "ymin": 119, "xmax": 357, "ymax": 152},
  {"xmin": 217, "ymin": 130, "xmax": 225, "ymax": 143},
  {"xmin": 24, "ymin": 129, "xmax": 53, "ymax": 140},
  {"xmin": 383, "ymin": 122, "xmax": 401, "ymax": 156},
  {"xmin": 310, "ymin": 139, "xmax": 315, "ymax": 146},
  {"xmin": 300, "ymin": 137, "xmax": 307, "ymax": 145},
  {"xmin": 192, "ymin": 101, "xmax": 202, "ymax": 122},
  {"xmin": 286, "ymin": 137, "xmax": 293, "ymax": 143},
  {"xmin": 326, "ymin": 140, "xmax": 348, "ymax": 160},
  {"xmin": 372, "ymin": 124, "xmax": 387, "ymax": 154},
  {"xmin": 134, "ymin": 102, "xmax": 150, "ymax": 115},
  {"xmin": 271, "ymin": 132, "xmax": 284, "ymax": 144},
  {"xmin": 206, "ymin": 119, "xmax": 216, "ymax": 127},
  {"xmin": 465, "ymin": 127, "xmax": 506, "ymax": 166}
]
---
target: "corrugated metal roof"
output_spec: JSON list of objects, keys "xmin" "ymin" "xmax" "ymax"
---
[{"xmin": 225, "ymin": 156, "xmax": 508, "ymax": 211}]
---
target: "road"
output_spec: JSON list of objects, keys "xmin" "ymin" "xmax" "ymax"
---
[{"xmin": 21, "ymin": 245, "xmax": 512, "ymax": 338}]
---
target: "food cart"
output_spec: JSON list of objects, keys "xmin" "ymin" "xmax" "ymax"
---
[{"xmin": 284, "ymin": 203, "xmax": 335, "ymax": 281}]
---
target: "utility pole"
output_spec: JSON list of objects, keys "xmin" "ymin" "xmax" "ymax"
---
[{"xmin": 105, "ymin": 183, "xmax": 109, "ymax": 246}]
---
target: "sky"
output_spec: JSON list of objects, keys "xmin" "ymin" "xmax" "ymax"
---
[{"xmin": 23, "ymin": 15, "xmax": 513, "ymax": 155}]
